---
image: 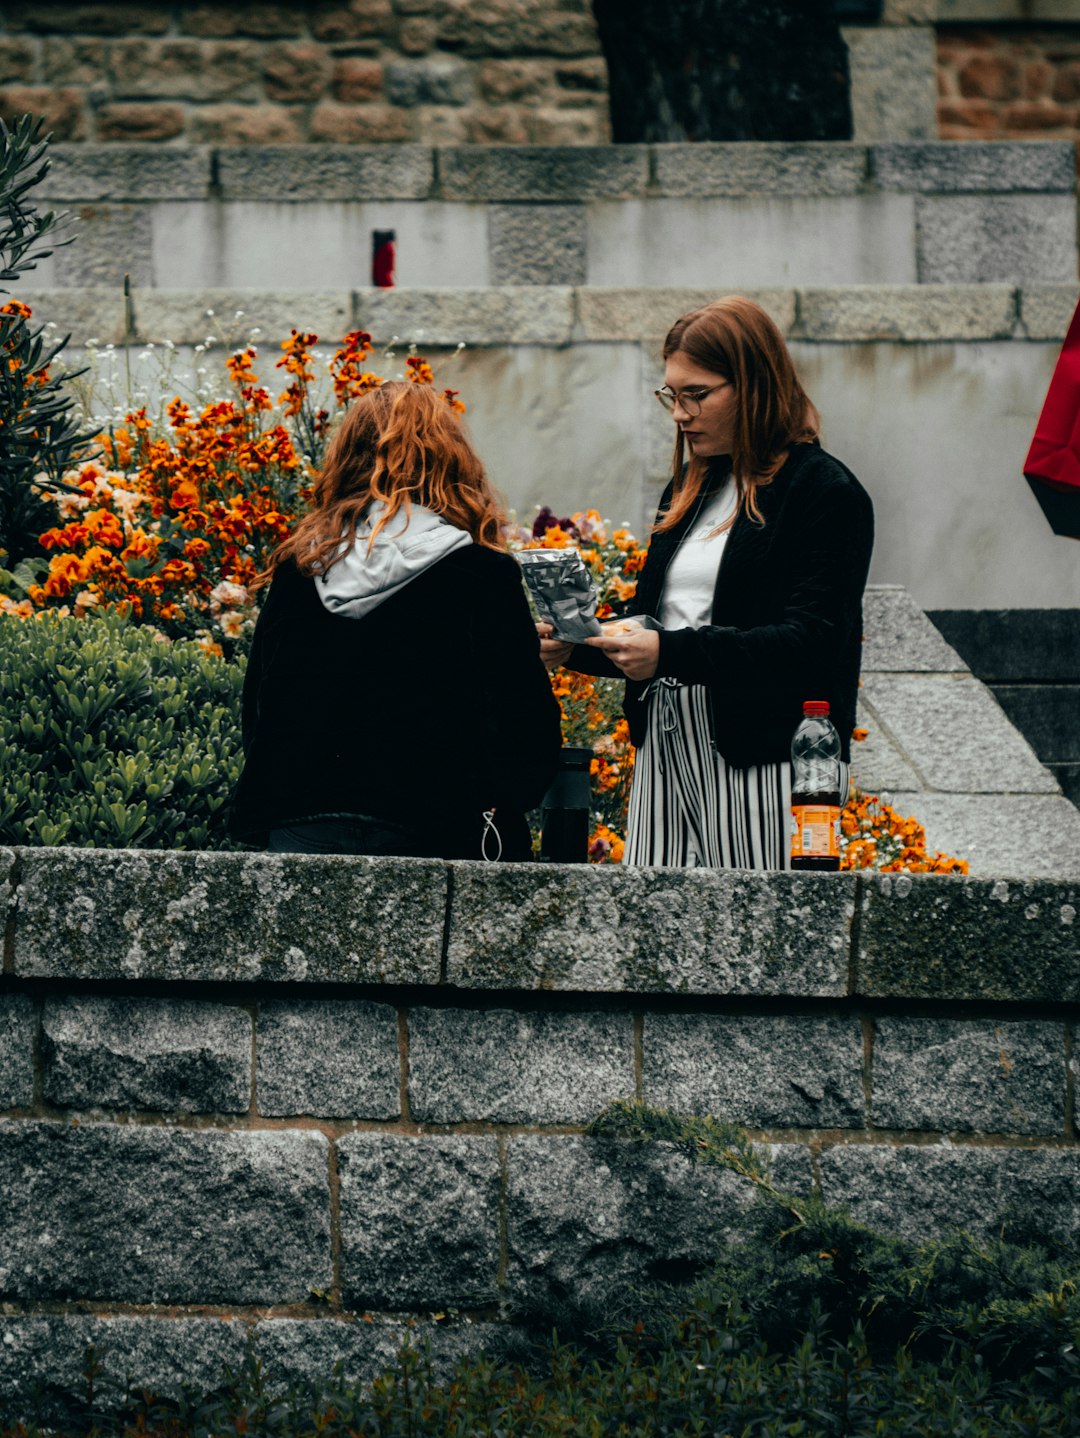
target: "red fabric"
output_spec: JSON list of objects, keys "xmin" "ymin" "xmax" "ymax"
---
[
  {"xmin": 372, "ymin": 237, "xmax": 396, "ymax": 288},
  {"xmin": 1025, "ymin": 296, "xmax": 1080, "ymax": 492}
]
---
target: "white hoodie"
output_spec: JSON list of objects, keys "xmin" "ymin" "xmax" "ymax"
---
[{"xmin": 315, "ymin": 501, "xmax": 472, "ymax": 620}]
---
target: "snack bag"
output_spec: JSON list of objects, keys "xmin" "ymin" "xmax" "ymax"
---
[{"xmin": 517, "ymin": 548, "xmax": 602, "ymax": 643}]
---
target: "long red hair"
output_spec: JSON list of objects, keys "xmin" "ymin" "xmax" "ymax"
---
[
  {"xmin": 263, "ymin": 381, "xmax": 507, "ymax": 581},
  {"xmin": 655, "ymin": 296, "xmax": 820, "ymax": 535}
]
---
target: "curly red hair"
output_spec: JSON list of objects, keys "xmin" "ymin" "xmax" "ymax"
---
[{"xmin": 263, "ymin": 381, "xmax": 507, "ymax": 582}]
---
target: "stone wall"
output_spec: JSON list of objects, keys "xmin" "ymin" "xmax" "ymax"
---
[
  {"xmin": 938, "ymin": 23, "xmax": 1080, "ymax": 143},
  {"xmin": 1, "ymin": 842, "xmax": 1078, "ymax": 1416},
  {"xmin": 2, "ymin": 0, "xmax": 1074, "ymax": 147},
  {"xmin": 0, "ymin": 0, "xmax": 610, "ymax": 147},
  {"xmin": 29, "ymin": 140, "xmax": 1077, "ymax": 290},
  {"xmin": 22, "ymin": 279, "xmax": 1080, "ymax": 612}
]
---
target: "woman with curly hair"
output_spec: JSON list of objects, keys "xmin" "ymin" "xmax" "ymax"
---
[{"xmin": 232, "ymin": 381, "xmax": 562, "ymax": 860}]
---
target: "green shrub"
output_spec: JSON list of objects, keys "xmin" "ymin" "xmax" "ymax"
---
[
  {"xmin": 0, "ymin": 611, "xmax": 244, "ymax": 849},
  {"xmin": 588, "ymin": 1102, "xmax": 1080, "ymax": 1377},
  {"xmin": 0, "ymin": 115, "xmax": 94, "ymax": 565},
  {"xmin": 7, "ymin": 1108, "xmax": 1079, "ymax": 1436}
]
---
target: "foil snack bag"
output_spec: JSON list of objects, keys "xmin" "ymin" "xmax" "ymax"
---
[{"xmin": 517, "ymin": 548, "xmax": 602, "ymax": 643}]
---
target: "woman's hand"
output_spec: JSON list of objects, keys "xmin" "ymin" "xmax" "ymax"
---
[
  {"xmin": 536, "ymin": 621, "xmax": 574, "ymax": 670},
  {"xmin": 584, "ymin": 627, "xmax": 660, "ymax": 681}
]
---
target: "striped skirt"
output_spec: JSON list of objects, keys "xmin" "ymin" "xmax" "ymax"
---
[{"xmin": 623, "ymin": 679, "xmax": 847, "ymax": 871}]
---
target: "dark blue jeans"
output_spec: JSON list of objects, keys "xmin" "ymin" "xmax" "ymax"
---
[{"xmin": 267, "ymin": 815, "xmax": 425, "ymax": 857}]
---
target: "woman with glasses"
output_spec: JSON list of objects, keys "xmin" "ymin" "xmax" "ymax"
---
[
  {"xmin": 232, "ymin": 381, "xmax": 562, "ymax": 860},
  {"xmin": 539, "ymin": 295, "xmax": 874, "ymax": 869}
]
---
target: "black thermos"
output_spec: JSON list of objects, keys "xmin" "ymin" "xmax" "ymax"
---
[{"xmin": 539, "ymin": 746, "xmax": 592, "ymax": 863}]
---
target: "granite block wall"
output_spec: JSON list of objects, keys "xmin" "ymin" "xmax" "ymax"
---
[
  {"xmin": 1, "ymin": 844, "xmax": 1079, "ymax": 1414},
  {"xmin": 26, "ymin": 140, "xmax": 1077, "ymax": 289}
]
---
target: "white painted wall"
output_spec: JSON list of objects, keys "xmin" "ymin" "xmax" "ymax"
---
[{"xmin": 59, "ymin": 336, "xmax": 1073, "ymax": 610}]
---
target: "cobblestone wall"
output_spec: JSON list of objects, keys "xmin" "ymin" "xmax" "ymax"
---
[
  {"xmin": 1, "ymin": 840, "xmax": 1079, "ymax": 1416},
  {"xmin": 938, "ymin": 24, "xmax": 1080, "ymax": 144},
  {"xmin": 0, "ymin": 0, "xmax": 610, "ymax": 146},
  {"xmin": 0, "ymin": 0, "xmax": 1075, "ymax": 147}
]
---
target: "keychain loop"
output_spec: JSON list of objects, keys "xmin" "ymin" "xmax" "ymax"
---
[{"xmin": 481, "ymin": 809, "xmax": 503, "ymax": 862}]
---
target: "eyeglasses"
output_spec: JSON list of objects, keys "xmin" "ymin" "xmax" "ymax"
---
[{"xmin": 654, "ymin": 383, "xmax": 728, "ymax": 416}]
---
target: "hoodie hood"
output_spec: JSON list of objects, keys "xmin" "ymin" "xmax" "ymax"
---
[{"xmin": 316, "ymin": 501, "xmax": 472, "ymax": 620}]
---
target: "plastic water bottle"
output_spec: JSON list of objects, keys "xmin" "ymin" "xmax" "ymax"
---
[{"xmin": 790, "ymin": 700, "xmax": 842, "ymax": 871}]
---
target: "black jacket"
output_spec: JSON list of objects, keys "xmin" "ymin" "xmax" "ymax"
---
[
  {"xmin": 230, "ymin": 546, "xmax": 563, "ymax": 857},
  {"xmin": 579, "ymin": 443, "xmax": 874, "ymax": 767}
]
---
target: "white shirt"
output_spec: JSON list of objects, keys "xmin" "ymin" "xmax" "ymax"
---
[{"xmin": 659, "ymin": 480, "xmax": 737, "ymax": 631}]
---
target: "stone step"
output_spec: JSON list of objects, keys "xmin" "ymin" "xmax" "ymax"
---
[
  {"xmin": 1048, "ymin": 762, "xmax": 1080, "ymax": 807},
  {"xmin": 32, "ymin": 140, "xmax": 1077, "ymax": 291},
  {"xmin": 927, "ymin": 609, "xmax": 1080, "ymax": 682},
  {"xmin": 19, "ymin": 281, "xmax": 1079, "ymax": 346},
  {"xmin": 991, "ymin": 686, "xmax": 1080, "ymax": 763}
]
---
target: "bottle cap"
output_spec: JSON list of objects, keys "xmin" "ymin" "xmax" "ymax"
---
[{"xmin": 802, "ymin": 700, "xmax": 830, "ymax": 716}]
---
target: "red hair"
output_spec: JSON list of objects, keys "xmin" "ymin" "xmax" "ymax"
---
[
  {"xmin": 263, "ymin": 381, "xmax": 507, "ymax": 581},
  {"xmin": 655, "ymin": 295, "xmax": 820, "ymax": 535}
]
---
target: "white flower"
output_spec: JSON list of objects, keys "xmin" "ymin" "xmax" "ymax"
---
[
  {"xmin": 111, "ymin": 489, "xmax": 145, "ymax": 522},
  {"xmin": 218, "ymin": 610, "xmax": 247, "ymax": 639},
  {"xmin": 209, "ymin": 580, "xmax": 249, "ymax": 608}
]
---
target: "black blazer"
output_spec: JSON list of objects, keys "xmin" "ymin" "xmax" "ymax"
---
[
  {"xmin": 579, "ymin": 443, "xmax": 874, "ymax": 767},
  {"xmin": 230, "ymin": 545, "xmax": 563, "ymax": 857}
]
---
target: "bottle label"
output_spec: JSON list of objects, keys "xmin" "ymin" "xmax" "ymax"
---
[{"xmin": 790, "ymin": 805, "xmax": 841, "ymax": 860}]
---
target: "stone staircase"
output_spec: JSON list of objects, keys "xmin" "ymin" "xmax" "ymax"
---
[
  {"xmin": 857, "ymin": 587, "xmax": 1080, "ymax": 877},
  {"xmin": 928, "ymin": 609, "xmax": 1080, "ymax": 810}
]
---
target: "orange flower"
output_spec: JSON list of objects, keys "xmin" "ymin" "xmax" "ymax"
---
[
  {"xmin": 84, "ymin": 508, "xmax": 125, "ymax": 548},
  {"xmin": 170, "ymin": 481, "xmax": 199, "ymax": 510},
  {"xmin": 406, "ymin": 355, "xmax": 435, "ymax": 385}
]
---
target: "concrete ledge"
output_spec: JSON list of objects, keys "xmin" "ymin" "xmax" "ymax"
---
[
  {"xmin": 133, "ymin": 288, "xmax": 353, "ymax": 346},
  {"xmin": 1021, "ymin": 284, "xmax": 1080, "ymax": 342},
  {"xmin": 216, "ymin": 146, "xmax": 436, "ymax": 201},
  {"xmin": 10, "ymin": 848, "xmax": 447, "ymax": 984},
  {"xmin": 38, "ymin": 141, "xmax": 1077, "ymax": 202},
  {"xmin": 871, "ymin": 141, "xmax": 1077, "ymax": 194},
  {"xmin": 1, "ymin": 841, "xmax": 1078, "ymax": 1419},
  {"xmin": 38, "ymin": 146, "xmax": 213, "ymax": 202},
  {"xmin": 6, "ymin": 848, "xmax": 1080, "ymax": 997},
  {"xmin": 860, "ymin": 588, "xmax": 967, "ymax": 672},
  {"xmin": 650, "ymin": 142, "xmax": 867, "ymax": 197},
  {"xmin": 576, "ymin": 287, "xmax": 797, "ymax": 341},
  {"xmin": 438, "ymin": 145, "xmax": 649, "ymax": 201},
  {"xmin": 357, "ymin": 285, "xmax": 576, "ymax": 345},
  {"xmin": 795, "ymin": 284, "xmax": 1018, "ymax": 341},
  {"xmin": 19, "ymin": 285, "xmax": 1072, "ymax": 347},
  {"xmin": 857, "ymin": 873, "xmax": 1080, "ymax": 999},
  {"xmin": 446, "ymin": 866, "xmax": 856, "ymax": 994}
]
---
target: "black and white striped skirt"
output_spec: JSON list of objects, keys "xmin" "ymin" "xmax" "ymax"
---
[{"xmin": 623, "ymin": 680, "xmax": 847, "ymax": 870}]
